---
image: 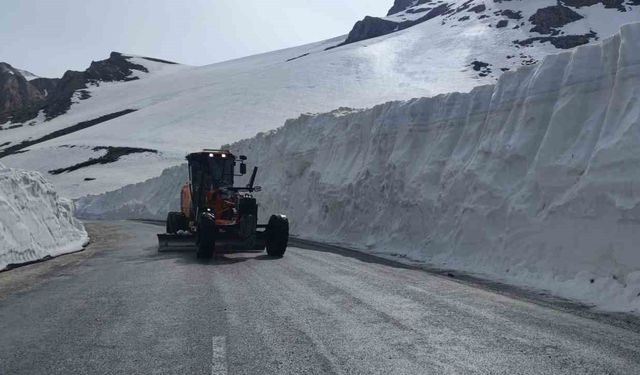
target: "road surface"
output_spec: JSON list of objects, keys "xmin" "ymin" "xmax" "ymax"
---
[{"xmin": 1, "ymin": 221, "xmax": 639, "ymax": 374}]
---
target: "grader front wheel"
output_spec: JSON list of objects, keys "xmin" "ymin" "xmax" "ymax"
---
[
  {"xmin": 266, "ymin": 215, "xmax": 289, "ymax": 257},
  {"xmin": 197, "ymin": 215, "xmax": 216, "ymax": 259}
]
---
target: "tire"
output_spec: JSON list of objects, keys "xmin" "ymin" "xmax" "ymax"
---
[
  {"xmin": 197, "ymin": 214, "xmax": 216, "ymax": 259},
  {"xmin": 166, "ymin": 212, "xmax": 178, "ymax": 234},
  {"xmin": 239, "ymin": 197, "xmax": 258, "ymax": 217},
  {"xmin": 239, "ymin": 214, "xmax": 257, "ymax": 239},
  {"xmin": 166, "ymin": 212, "xmax": 188, "ymax": 234},
  {"xmin": 266, "ymin": 215, "xmax": 289, "ymax": 257},
  {"xmin": 176, "ymin": 213, "xmax": 188, "ymax": 232}
]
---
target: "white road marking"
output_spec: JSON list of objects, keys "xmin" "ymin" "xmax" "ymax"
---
[{"xmin": 211, "ymin": 336, "xmax": 228, "ymax": 375}]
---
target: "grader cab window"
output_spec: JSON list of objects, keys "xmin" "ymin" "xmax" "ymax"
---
[
  {"xmin": 208, "ymin": 157, "xmax": 234, "ymax": 188},
  {"xmin": 190, "ymin": 156, "xmax": 234, "ymax": 191}
]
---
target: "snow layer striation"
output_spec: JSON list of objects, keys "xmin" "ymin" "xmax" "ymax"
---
[
  {"xmin": 0, "ymin": 162, "xmax": 88, "ymax": 270},
  {"xmin": 78, "ymin": 23, "xmax": 640, "ymax": 312}
]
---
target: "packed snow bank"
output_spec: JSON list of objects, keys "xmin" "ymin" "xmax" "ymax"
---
[
  {"xmin": 76, "ymin": 164, "xmax": 187, "ymax": 220},
  {"xmin": 76, "ymin": 23, "xmax": 640, "ymax": 312},
  {"xmin": 0, "ymin": 162, "xmax": 88, "ymax": 270}
]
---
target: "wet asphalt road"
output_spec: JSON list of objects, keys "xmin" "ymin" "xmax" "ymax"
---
[{"xmin": 1, "ymin": 221, "xmax": 640, "ymax": 374}]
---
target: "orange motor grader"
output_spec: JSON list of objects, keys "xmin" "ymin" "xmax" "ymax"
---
[{"xmin": 158, "ymin": 150, "xmax": 289, "ymax": 258}]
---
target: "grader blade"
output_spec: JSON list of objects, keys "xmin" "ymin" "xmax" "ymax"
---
[{"xmin": 157, "ymin": 233, "xmax": 196, "ymax": 251}]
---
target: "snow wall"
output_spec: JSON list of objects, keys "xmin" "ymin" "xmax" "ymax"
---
[
  {"xmin": 76, "ymin": 23, "xmax": 640, "ymax": 312},
  {"xmin": 0, "ymin": 162, "xmax": 88, "ymax": 270},
  {"xmin": 76, "ymin": 164, "xmax": 187, "ymax": 220}
]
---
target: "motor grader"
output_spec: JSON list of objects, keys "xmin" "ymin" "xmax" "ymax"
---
[{"xmin": 158, "ymin": 150, "xmax": 289, "ymax": 258}]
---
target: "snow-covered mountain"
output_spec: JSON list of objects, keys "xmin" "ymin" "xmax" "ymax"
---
[{"xmin": 0, "ymin": 0, "xmax": 639, "ymax": 198}]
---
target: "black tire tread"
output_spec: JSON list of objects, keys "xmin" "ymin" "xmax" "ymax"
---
[
  {"xmin": 197, "ymin": 215, "xmax": 216, "ymax": 259},
  {"xmin": 266, "ymin": 215, "xmax": 289, "ymax": 257},
  {"xmin": 166, "ymin": 212, "xmax": 178, "ymax": 234}
]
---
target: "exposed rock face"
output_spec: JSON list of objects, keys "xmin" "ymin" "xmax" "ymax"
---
[
  {"xmin": 529, "ymin": 5, "xmax": 584, "ymax": 35},
  {"xmin": 48, "ymin": 146, "xmax": 157, "ymax": 175},
  {"xmin": 30, "ymin": 77, "xmax": 60, "ymax": 97},
  {"xmin": 514, "ymin": 31, "xmax": 597, "ymax": 49},
  {"xmin": 0, "ymin": 109, "xmax": 138, "ymax": 158},
  {"xmin": 0, "ymin": 52, "xmax": 149, "ymax": 124},
  {"xmin": 43, "ymin": 52, "xmax": 149, "ymax": 120},
  {"xmin": 39, "ymin": 71, "xmax": 89, "ymax": 121},
  {"xmin": 467, "ymin": 4, "xmax": 486, "ymax": 13},
  {"xmin": 86, "ymin": 52, "xmax": 148, "ymax": 82},
  {"xmin": 499, "ymin": 9, "xmax": 523, "ymax": 20},
  {"xmin": 336, "ymin": 3, "xmax": 451, "ymax": 47},
  {"xmin": 561, "ymin": 0, "xmax": 626, "ymax": 11},
  {"xmin": 0, "ymin": 63, "xmax": 49, "ymax": 124},
  {"xmin": 387, "ymin": 0, "xmax": 424, "ymax": 15},
  {"xmin": 342, "ymin": 16, "xmax": 401, "ymax": 46}
]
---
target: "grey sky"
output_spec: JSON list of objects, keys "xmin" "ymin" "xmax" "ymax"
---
[{"xmin": 1, "ymin": 0, "xmax": 392, "ymax": 78}]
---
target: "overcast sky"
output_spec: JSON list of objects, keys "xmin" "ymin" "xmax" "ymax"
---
[{"xmin": 1, "ymin": 0, "xmax": 391, "ymax": 78}]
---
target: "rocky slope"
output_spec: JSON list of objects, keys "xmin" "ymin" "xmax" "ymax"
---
[
  {"xmin": 0, "ymin": 52, "xmax": 172, "ymax": 126},
  {"xmin": 0, "ymin": 63, "xmax": 52, "ymax": 124}
]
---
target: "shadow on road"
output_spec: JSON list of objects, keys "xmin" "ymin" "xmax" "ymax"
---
[{"xmin": 151, "ymin": 245, "xmax": 282, "ymax": 266}]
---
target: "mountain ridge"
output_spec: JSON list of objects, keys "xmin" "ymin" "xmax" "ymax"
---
[
  {"xmin": 0, "ymin": 52, "xmax": 178, "ymax": 125},
  {"xmin": 1, "ymin": 0, "xmax": 639, "ymax": 199},
  {"xmin": 333, "ymin": 0, "xmax": 640, "ymax": 51}
]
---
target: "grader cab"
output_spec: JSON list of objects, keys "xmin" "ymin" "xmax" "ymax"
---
[{"xmin": 158, "ymin": 150, "xmax": 289, "ymax": 258}]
